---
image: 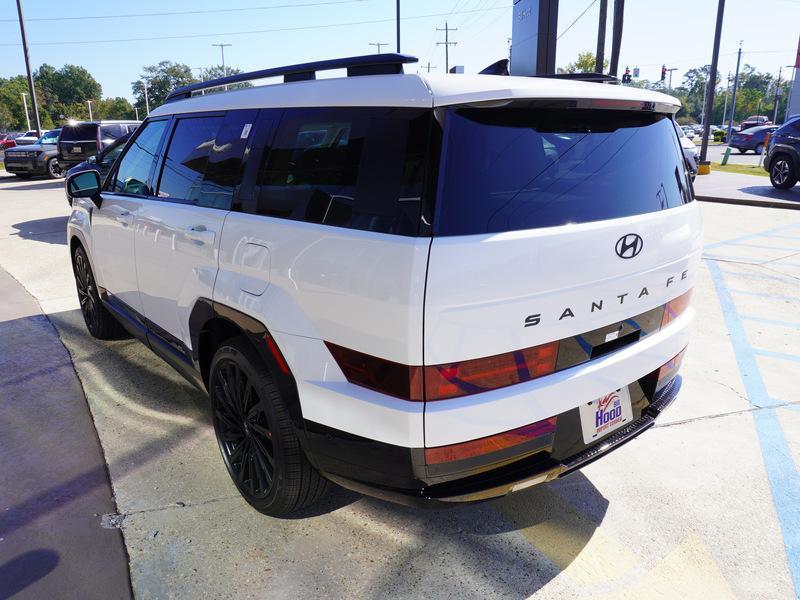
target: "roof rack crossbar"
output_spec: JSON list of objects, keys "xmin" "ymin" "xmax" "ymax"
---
[{"xmin": 165, "ymin": 53, "xmax": 418, "ymax": 103}]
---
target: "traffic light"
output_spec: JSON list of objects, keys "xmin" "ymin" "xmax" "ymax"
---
[
  {"xmin": 622, "ymin": 67, "xmax": 631, "ymax": 84},
  {"xmin": 661, "ymin": 65, "xmax": 667, "ymax": 82}
]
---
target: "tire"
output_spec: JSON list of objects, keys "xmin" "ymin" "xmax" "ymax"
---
[
  {"xmin": 210, "ymin": 337, "xmax": 328, "ymax": 517},
  {"xmin": 755, "ymin": 144, "xmax": 764, "ymax": 155},
  {"xmin": 47, "ymin": 158, "xmax": 64, "ymax": 179},
  {"xmin": 72, "ymin": 245, "xmax": 126, "ymax": 339},
  {"xmin": 14, "ymin": 173, "xmax": 33, "ymax": 179},
  {"xmin": 769, "ymin": 155, "xmax": 798, "ymax": 190}
]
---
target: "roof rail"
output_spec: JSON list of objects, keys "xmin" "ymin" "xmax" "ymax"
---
[
  {"xmin": 534, "ymin": 72, "xmax": 620, "ymax": 84},
  {"xmin": 165, "ymin": 53, "xmax": 419, "ymax": 103}
]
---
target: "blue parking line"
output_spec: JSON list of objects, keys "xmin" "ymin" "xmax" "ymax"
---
[
  {"xmin": 721, "ymin": 270, "xmax": 797, "ymax": 283},
  {"xmin": 729, "ymin": 289, "xmax": 800, "ymax": 302},
  {"xmin": 764, "ymin": 235, "xmax": 800, "ymax": 241},
  {"xmin": 702, "ymin": 254, "xmax": 765, "ymax": 264},
  {"xmin": 728, "ymin": 242, "xmax": 800, "ymax": 252},
  {"xmin": 704, "ymin": 223, "xmax": 800, "ymax": 250},
  {"xmin": 742, "ymin": 316, "xmax": 800, "ymax": 330},
  {"xmin": 707, "ymin": 260, "xmax": 800, "ymax": 595},
  {"xmin": 754, "ymin": 349, "xmax": 800, "ymax": 363}
]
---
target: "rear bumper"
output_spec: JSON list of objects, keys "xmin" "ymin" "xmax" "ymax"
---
[{"xmin": 316, "ymin": 374, "xmax": 682, "ymax": 507}]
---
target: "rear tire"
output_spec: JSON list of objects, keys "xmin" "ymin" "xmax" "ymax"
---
[
  {"xmin": 770, "ymin": 155, "xmax": 798, "ymax": 190},
  {"xmin": 47, "ymin": 158, "xmax": 64, "ymax": 179},
  {"xmin": 72, "ymin": 245, "xmax": 126, "ymax": 339},
  {"xmin": 210, "ymin": 337, "xmax": 328, "ymax": 517}
]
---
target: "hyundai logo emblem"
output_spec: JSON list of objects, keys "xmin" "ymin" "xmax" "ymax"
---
[{"xmin": 615, "ymin": 234, "xmax": 643, "ymax": 259}]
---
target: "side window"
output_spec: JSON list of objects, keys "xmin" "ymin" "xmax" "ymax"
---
[
  {"xmin": 156, "ymin": 116, "xmax": 224, "ymax": 206},
  {"xmin": 253, "ymin": 107, "xmax": 430, "ymax": 236},
  {"xmin": 110, "ymin": 119, "xmax": 168, "ymax": 196},
  {"xmin": 199, "ymin": 109, "xmax": 257, "ymax": 210},
  {"xmin": 101, "ymin": 124, "xmax": 125, "ymax": 141}
]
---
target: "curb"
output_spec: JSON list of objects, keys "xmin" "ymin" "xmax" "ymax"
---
[{"xmin": 696, "ymin": 195, "xmax": 800, "ymax": 211}]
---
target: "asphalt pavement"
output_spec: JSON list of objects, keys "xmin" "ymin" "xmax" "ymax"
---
[{"xmin": 1, "ymin": 173, "xmax": 799, "ymax": 599}]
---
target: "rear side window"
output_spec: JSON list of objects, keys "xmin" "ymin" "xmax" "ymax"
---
[
  {"xmin": 253, "ymin": 107, "xmax": 430, "ymax": 236},
  {"xmin": 110, "ymin": 119, "xmax": 168, "ymax": 195},
  {"xmin": 436, "ymin": 107, "xmax": 692, "ymax": 236},
  {"xmin": 200, "ymin": 110, "xmax": 257, "ymax": 209},
  {"xmin": 60, "ymin": 124, "xmax": 97, "ymax": 142},
  {"xmin": 100, "ymin": 124, "xmax": 126, "ymax": 140},
  {"xmin": 156, "ymin": 116, "xmax": 224, "ymax": 205}
]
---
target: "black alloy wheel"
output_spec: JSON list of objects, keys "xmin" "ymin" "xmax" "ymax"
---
[
  {"xmin": 47, "ymin": 158, "xmax": 64, "ymax": 178},
  {"xmin": 209, "ymin": 338, "xmax": 329, "ymax": 516},
  {"xmin": 213, "ymin": 357, "xmax": 276, "ymax": 499},
  {"xmin": 72, "ymin": 245, "xmax": 125, "ymax": 339},
  {"xmin": 770, "ymin": 155, "xmax": 798, "ymax": 190}
]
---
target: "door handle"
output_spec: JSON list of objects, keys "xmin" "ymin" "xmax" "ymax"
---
[{"xmin": 184, "ymin": 224, "xmax": 215, "ymax": 244}]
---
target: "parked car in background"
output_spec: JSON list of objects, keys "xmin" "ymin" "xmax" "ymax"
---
[
  {"xmin": 739, "ymin": 115, "xmax": 772, "ymax": 130},
  {"xmin": 65, "ymin": 132, "xmax": 132, "ymax": 204},
  {"xmin": 729, "ymin": 125, "xmax": 778, "ymax": 154},
  {"xmin": 680, "ymin": 126, "xmax": 695, "ymax": 140},
  {"xmin": 57, "ymin": 120, "xmax": 140, "ymax": 170},
  {"xmin": 0, "ymin": 133, "xmax": 18, "ymax": 150},
  {"xmin": 3, "ymin": 128, "xmax": 63, "ymax": 178},
  {"xmin": 676, "ymin": 123, "xmax": 698, "ymax": 179},
  {"xmin": 14, "ymin": 130, "xmax": 40, "ymax": 145},
  {"xmin": 764, "ymin": 116, "xmax": 800, "ymax": 189}
]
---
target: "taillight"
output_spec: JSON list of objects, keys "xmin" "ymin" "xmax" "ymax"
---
[
  {"xmin": 661, "ymin": 289, "xmax": 693, "ymax": 328},
  {"xmin": 657, "ymin": 347, "xmax": 686, "ymax": 387},
  {"xmin": 325, "ymin": 342, "xmax": 423, "ymax": 401},
  {"xmin": 423, "ymin": 342, "xmax": 559, "ymax": 401},
  {"xmin": 425, "ymin": 416, "xmax": 557, "ymax": 465}
]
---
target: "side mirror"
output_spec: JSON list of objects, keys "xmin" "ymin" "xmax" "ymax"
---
[
  {"xmin": 87, "ymin": 155, "xmax": 97, "ymax": 164},
  {"xmin": 66, "ymin": 170, "xmax": 102, "ymax": 205}
]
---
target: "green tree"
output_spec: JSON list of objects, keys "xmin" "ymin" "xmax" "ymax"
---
[
  {"xmin": 96, "ymin": 97, "xmax": 135, "ymax": 120},
  {"xmin": 132, "ymin": 61, "xmax": 196, "ymax": 114},
  {"xmin": 195, "ymin": 65, "xmax": 253, "ymax": 95},
  {"xmin": 35, "ymin": 64, "xmax": 101, "ymax": 125},
  {"xmin": 560, "ymin": 51, "xmax": 608, "ymax": 74}
]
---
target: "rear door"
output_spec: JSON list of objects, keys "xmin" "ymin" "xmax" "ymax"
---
[
  {"xmin": 133, "ymin": 110, "xmax": 254, "ymax": 354},
  {"xmin": 424, "ymin": 105, "xmax": 702, "ymax": 368}
]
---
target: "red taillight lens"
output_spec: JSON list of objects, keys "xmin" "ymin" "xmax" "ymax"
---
[
  {"xmin": 425, "ymin": 416, "xmax": 557, "ymax": 465},
  {"xmin": 657, "ymin": 347, "xmax": 686, "ymax": 383},
  {"xmin": 661, "ymin": 289, "xmax": 693, "ymax": 329},
  {"xmin": 423, "ymin": 342, "xmax": 559, "ymax": 401},
  {"xmin": 325, "ymin": 342, "xmax": 423, "ymax": 401}
]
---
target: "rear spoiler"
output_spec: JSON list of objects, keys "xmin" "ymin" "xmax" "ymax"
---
[{"xmin": 478, "ymin": 59, "xmax": 620, "ymax": 84}]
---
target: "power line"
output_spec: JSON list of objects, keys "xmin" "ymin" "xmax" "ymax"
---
[
  {"xmin": 436, "ymin": 21, "xmax": 458, "ymax": 73},
  {"xmin": 0, "ymin": 0, "xmax": 371, "ymax": 23},
  {"xmin": 557, "ymin": 0, "xmax": 599, "ymax": 40},
  {"xmin": 0, "ymin": 5, "xmax": 508, "ymax": 47}
]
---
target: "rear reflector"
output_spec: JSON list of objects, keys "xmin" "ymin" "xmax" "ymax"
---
[
  {"xmin": 425, "ymin": 417, "xmax": 557, "ymax": 465},
  {"xmin": 423, "ymin": 342, "xmax": 559, "ymax": 401}
]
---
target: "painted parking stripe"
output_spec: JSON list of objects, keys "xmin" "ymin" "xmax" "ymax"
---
[
  {"xmin": 704, "ymin": 223, "xmax": 800, "ymax": 250},
  {"xmin": 741, "ymin": 316, "xmax": 800, "ymax": 330},
  {"xmin": 702, "ymin": 254, "xmax": 767, "ymax": 264},
  {"xmin": 753, "ymin": 349, "xmax": 800, "ymax": 363},
  {"xmin": 707, "ymin": 260, "xmax": 800, "ymax": 595},
  {"xmin": 729, "ymin": 289, "xmax": 800, "ymax": 302},
  {"xmin": 721, "ymin": 271, "xmax": 799, "ymax": 283},
  {"xmin": 727, "ymin": 242, "xmax": 800, "ymax": 252}
]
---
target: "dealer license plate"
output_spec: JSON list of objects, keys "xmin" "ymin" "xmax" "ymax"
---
[
  {"xmin": 579, "ymin": 387, "xmax": 633, "ymax": 444},
  {"xmin": 71, "ymin": 146, "xmax": 82, "ymax": 153}
]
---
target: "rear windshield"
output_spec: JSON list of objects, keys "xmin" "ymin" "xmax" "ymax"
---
[
  {"xmin": 435, "ymin": 107, "xmax": 692, "ymax": 236},
  {"xmin": 60, "ymin": 124, "xmax": 98, "ymax": 142}
]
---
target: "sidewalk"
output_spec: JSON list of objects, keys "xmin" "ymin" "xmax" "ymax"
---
[
  {"xmin": 693, "ymin": 170, "xmax": 800, "ymax": 210},
  {"xmin": 0, "ymin": 267, "xmax": 131, "ymax": 599}
]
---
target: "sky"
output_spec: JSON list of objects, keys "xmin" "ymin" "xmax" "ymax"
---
[{"xmin": 0, "ymin": 0, "xmax": 798, "ymax": 102}]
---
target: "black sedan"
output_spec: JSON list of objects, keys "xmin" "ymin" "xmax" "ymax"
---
[
  {"xmin": 729, "ymin": 125, "xmax": 778, "ymax": 154},
  {"xmin": 4, "ymin": 129, "xmax": 63, "ymax": 178},
  {"xmin": 66, "ymin": 132, "xmax": 131, "ymax": 204}
]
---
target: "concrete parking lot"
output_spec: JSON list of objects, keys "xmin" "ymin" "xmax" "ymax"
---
[{"xmin": 1, "ymin": 173, "xmax": 799, "ymax": 599}]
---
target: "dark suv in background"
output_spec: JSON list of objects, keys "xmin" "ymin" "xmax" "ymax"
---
[
  {"xmin": 57, "ymin": 120, "xmax": 139, "ymax": 170},
  {"xmin": 4, "ymin": 129, "xmax": 63, "ymax": 178},
  {"xmin": 764, "ymin": 116, "xmax": 800, "ymax": 189}
]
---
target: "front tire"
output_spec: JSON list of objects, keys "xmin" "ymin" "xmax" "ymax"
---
[
  {"xmin": 47, "ymin": 158, "xmax": 64, "ymax": 179},
  {"xmin": 770, "ymin": 155, "xmax": 798, "ymax": 190},
  {"xmin": 210, "ymin": 337, "xmax": 328, "ymax": 517},
  {"xmin": 72, "ymin": 245, "xmax": 126, "ymax": 339}
]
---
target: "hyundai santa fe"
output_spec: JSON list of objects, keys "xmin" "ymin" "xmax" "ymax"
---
[{"xmin": 66, "ymin": 54, "xmax": 701, "ymax": 516}]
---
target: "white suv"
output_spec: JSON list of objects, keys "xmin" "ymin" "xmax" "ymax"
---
[{"xmin": 66, "ymin": 54, "xmax": 701, "ymax": 516}]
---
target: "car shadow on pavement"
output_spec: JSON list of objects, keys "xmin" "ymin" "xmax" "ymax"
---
[
  {"xmin": 740, "ymin": 185, "xmax": 800, "ymax": 201},
  {"xmin": 0, "ymin": 178, "xmax": 64, "ymax": 191},
  {"xmin": 10, "ymin": 216, "xmax": 68, "ymax": 244},
  {"xmin": 0, "ymin": 549, "xmax": 60, "ymax": 600}
]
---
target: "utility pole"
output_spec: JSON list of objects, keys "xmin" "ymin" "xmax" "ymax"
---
[
  {"xmin": 666, "ymin": 68, "xmax": 677, "ymax": 90},
  {"xmin": 141, "ymin": 79, "xmax": 150, "ymax": 115},
  {"xmin": 396, "ymin": 0, "xmax": 400, "ymax": 53},
  {"xmin": 21, "ymin": 92, "xmax": 30, "ymax": 131},
  {"xmin": 773, "ymin": 66, "xmax": 782, "ymax": 124},
  {"xmin": 15, "ymin": 0, "xmax": 41, "ymax": 135},
  {"xmin": 212, "ymin": 43, "xmax": 232, "ymax": 90},
  {"xmin": 721, "ymin": 71, "xmax": 731, "ymax": 127},
  {"xmin": 699, "ymin": 0, "xmax": 724, "ymax": 166},
  {"xmin": 420, "ymin": 61, "xmax": 436, "ymax": 73},
  {"xmin": 86, "ymin": 99, "xmax": 93, "ymax": 121},
  {"xmin": 608, "ymin": 0, "xmax": 625, "ymax": 77},
  {"xmin": 134, "ymin": 106, "xmax": 139, "ymax": 121},
  {"xmin": 727, "ymin": 41, "xmax": 743, "ymax": 141},
  {"xmin": 436, "ymin": 22, "xmax": 458, "ymax": 73},
  {"xmin": 595, "ymin": 0, "xmax": 608, "ymax": 73},
  {"xmin": 369, "ymin": 42, "xmax": 388, "ymax": 54}
]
